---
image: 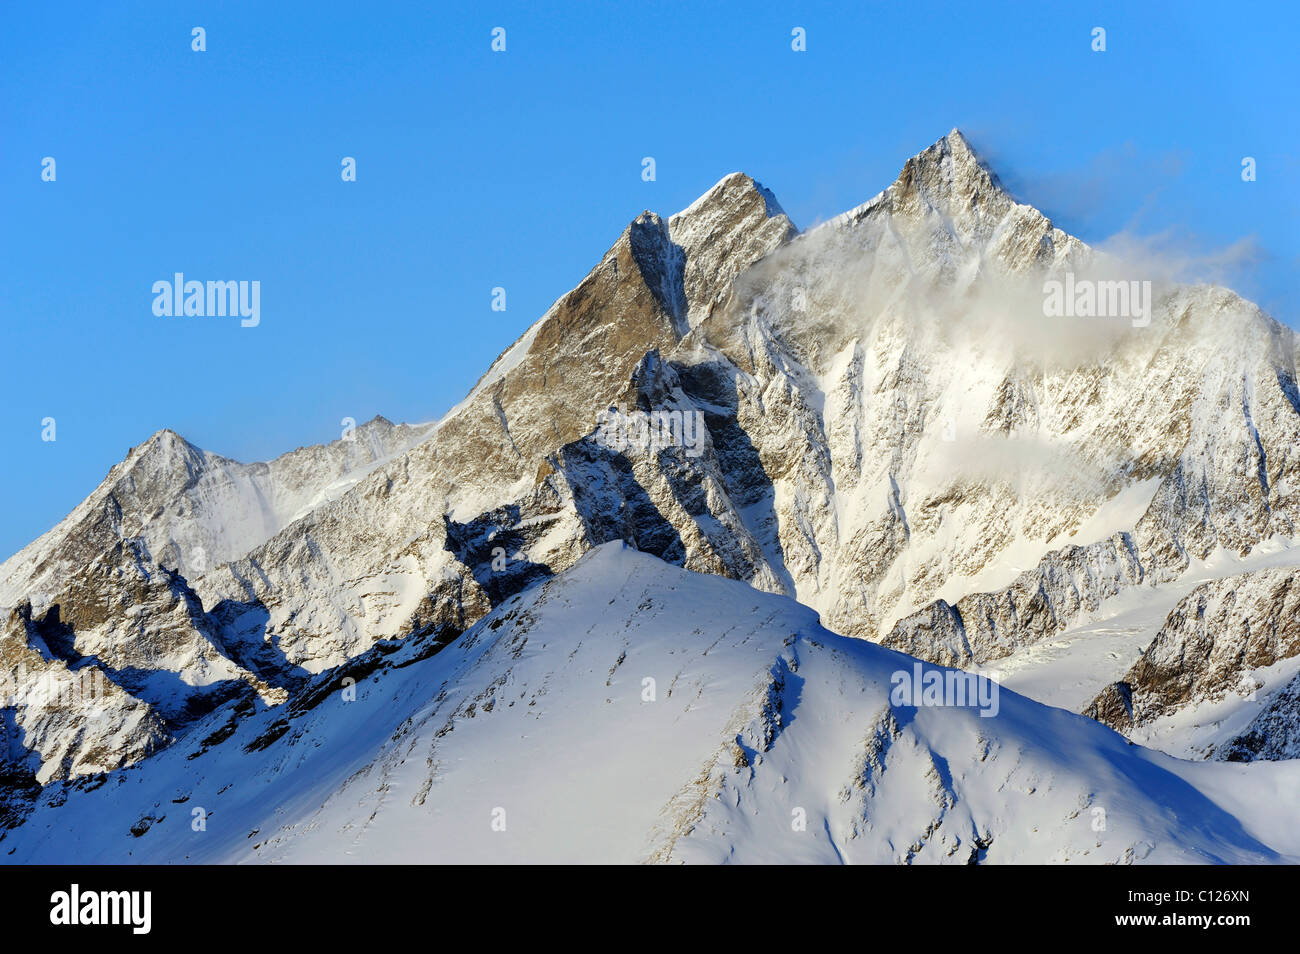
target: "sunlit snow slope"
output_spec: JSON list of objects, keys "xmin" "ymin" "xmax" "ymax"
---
[{"xmin": 4, "ymin": 544, "xmax": 1295, "ymax": 864}]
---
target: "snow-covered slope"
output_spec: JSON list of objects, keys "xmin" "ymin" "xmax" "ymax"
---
[
  {"xmin": 3, "ymin": 545, "xmax": 1295, "ymax": 864},
  {"xmin": 183, "ymin": 129, "xmax": 1300, "ymax": 688},
  {"xmin": 178, "ymin": 171, "xmax": 801, "ymax": 673},
  {"xmin": 3, "ymin": 129, "xmax": 1299, "ymax": 805},
  {"xmin": 0, "ymin": 416, "xmax": 431, "ymax": 612},
  {"xmin": 1085, "ymin": 564, "xmax": 1300, "ymax": 760},
  {"xmin": 0, "ymin": 417, "xmax": 430, "ymax": 785}
]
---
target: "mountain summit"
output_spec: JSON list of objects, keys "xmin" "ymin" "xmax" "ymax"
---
[{"xmin": 3, "ymin": 133, "xmax": 1299, "ymax": 861}]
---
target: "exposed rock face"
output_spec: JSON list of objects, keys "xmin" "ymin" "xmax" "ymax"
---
[
  {"xmin": 1217, "ymin": 671, "xmax": 1300, "ymax": 761},
  {"xmin": 0, "ymin": 421, "xmax": 409, "ymax": 784},
  {"xmin": 873, "ymin": 271, "xmax": 1300, "ymax": 664},
  {"xmin": 677, "ymin": 132, "xmax": 1300, "ymax": 662},
  {"xmin": 0, "ymin": 416, "xmax": 431, "ymax": 610},
  {"xmin": 1085, "ymin": 681, "xmax": 1136, "ymax": 730},
  {"xmin": 45, "ymin": 540, "xmax": 287, "ymax": 715},
  {"xmin": 671, "ymin": 172, "xmax": 797, "ymax": 330},
  {"xmin": 0, "ymin": 536, "xmax": 290, "ymax": 784},
  {"xmin": 3, "ymin": 129, "xmax": 1300, "ymax": 786},
  {"xmin": 1085, "ymin": 568, "xmax": 1300, "ymax": 754},
  {"xmin": 3, "ymin": 546, "xmax": 1292, "ymax": 864},
  {"xmin": 0, "ymin": 168, "xmax": 800, "ymax": 783},
  {"xmin": 883, "ymin": 534, "xmax": 1147, "ymax": 666},
  {"xmin": 1, "ymin": 600, "xmax": 168, "ymax": 784},
  {"xmin": 185, "ymin": 172, "xmax": 801, "ymax": 674}
]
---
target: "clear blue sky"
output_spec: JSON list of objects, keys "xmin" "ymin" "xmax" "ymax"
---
[{"xmin": 2, "ymin": 0, "xmax": 1296, "ymax": 559}]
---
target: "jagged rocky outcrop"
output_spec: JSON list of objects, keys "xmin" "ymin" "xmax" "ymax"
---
[
  {"xmin": 1, "ymin": 599, "xmax": 168, "ymax": 784},
  {"xmin": 4, "ymin": 129, "xmax": 1300, "ymax": 786},
  {"xmin": 1217, "ymin": 671, "xmax": 1300, "ymax": 761},
  {"xmin": 0, "ymin": 416, "xmax": 431, "ymax": 611},
  {"xmin": 0, "ymin": 536, "xmax": 292, "ymax": 784},
  {"xmin": 3, "ymin": 546, "xmax": 1293, "ymax": 864},
  {"xmin": 184, "ymin": 170, "xmax": 801, "ymax": 673},
  {"xmin": 199, "ymin": 131, "xmax": 1300, "ymax": 680},
  {"xmin": 883, "ymin": 533, "xmax": 1148, "ymax": 666},
  {"xmin": 1084, "ymin": 567, "xmax": 1300, "ymax": 758}
]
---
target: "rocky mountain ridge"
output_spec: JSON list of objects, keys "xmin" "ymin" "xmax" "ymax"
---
[
  {"xmin": 3, "ymin": 546, "xmax": 1295, "ymax": 864},
  {"xmin": 3, "ymin": 129, "xmax": 1299, "ymax": 794}
]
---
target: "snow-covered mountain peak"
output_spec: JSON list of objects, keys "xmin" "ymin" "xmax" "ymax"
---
[
  {"xmin": 900, "ymin": 127, "xmax": 1009, "ymax": 205},
  {"xmin": 5, "ymin": 132, "xmax": 1300, "ymax": 824},
  {"xmin": 122, "ymin": 427, "xmax": 207, "ymax": 476},
  {"xmin": 806, "ymin": 128, "xmax": 1082, "ymax": 287},
  {"xmin": 677, "ymin": 171, "xmax": 789, "ymax": 223},
  {"xmin": 665, "ymin": 172, "xmax": 797, "ymax": 330},
  {"xmin": 0, "ymin": 415, "xmax": 435, "ymax": 614},
  {"xmin": 7, "ymin": 543, "xmax": 1297, "ymax": 863},
  {"xmin": 132, "ymin": 426, "xmax": 193, "ymax": 452}
]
